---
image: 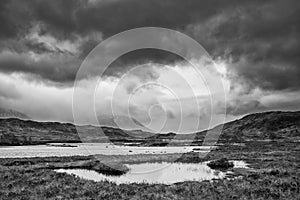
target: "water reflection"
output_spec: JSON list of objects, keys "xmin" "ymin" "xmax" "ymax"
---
[
  {"xmin": 0, "ymin": 143, "xmax": 212, "ymax": 158},
  {"xmin": 56, "ymin": 162, "xmax": 237, "ymax": 184}
]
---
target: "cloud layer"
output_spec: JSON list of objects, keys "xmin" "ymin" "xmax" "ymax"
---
[
  {"xmin": 0, "ymin": 0, "xmax": 299, "ymax": 88},
  {"xmin": 0, "ymin": 0, "xmax": 299, "ymax": 131}
]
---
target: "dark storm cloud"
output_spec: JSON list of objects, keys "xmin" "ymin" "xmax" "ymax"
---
[
  {"xmin": 0, "ymin": 51, "xmax": 79, "ymax": 84},
  {"xmin": 103, "ymin": 49, "xmax": 184, "ymax": 77},
  {"xmin": 0, "ymin": 0, "xmax": 259, "ymax": 47},
  {"xmin": 24, "ymin": 40, "xmax": 57, "ymax": 54},
  {"xmin": 0, "ymin": 1, "xmax": 30, "ymax": 39},
  {"xmin": 0, "ymin": 0, "xmax": 299, "ymax": 92},
  {"xmin": 187, "ymin": 0, "xmax": 300, "ymax": 91},
  {"xmin": 28, "ymin": 0, "xmax": 251, "ymax": 39}
]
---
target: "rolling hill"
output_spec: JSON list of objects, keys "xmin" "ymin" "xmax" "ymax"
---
[
  {"xmin": 212, "ymin": 111, "xmax": 300, "ymax": 142},
  {"xmin": 0, "ymin": 107, "xmax": 30, "ymax": 119},
  {"xmin": 0, "ymin": 111, "xmax": 299, "ymax": 145},
  {"xmin": 0, "ymin": 118, "xmax": 137, "ymax": 145}
]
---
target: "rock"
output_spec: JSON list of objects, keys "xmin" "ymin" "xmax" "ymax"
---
[{"xmin": 207, "ymin": 158, "xmax": 234, "ymax": 169}]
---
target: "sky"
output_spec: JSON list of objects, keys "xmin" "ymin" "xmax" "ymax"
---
[{"xmin": 0, "ymin": 0, "xmax": 299, "ymax": 133}]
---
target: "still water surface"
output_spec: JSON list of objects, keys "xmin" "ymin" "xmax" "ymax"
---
[
  {"xmin": 55, "ymin": 161, "xmax": 247, "ymax": 184},
  {"xmin": 0, "ymin": 143, "xmax": 212, "ymax": 158}
]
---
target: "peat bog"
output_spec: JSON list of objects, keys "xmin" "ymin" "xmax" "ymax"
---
[{"xmin": 0, "ymin": 141, "xmax": 299, "ymax": 199}]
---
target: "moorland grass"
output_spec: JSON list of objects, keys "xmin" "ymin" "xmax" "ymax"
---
[{"xmin": 0, "ymin": 141, "xmax": 299, "ymax": 199}]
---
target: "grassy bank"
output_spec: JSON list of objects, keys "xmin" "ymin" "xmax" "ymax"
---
[
  {"xmin": 0, "ymin": 141, "xmax": 299, "ymax": 199},
  {"xmin": 0, "ymin": 167, "xmax": 298, "ymax": 200}
]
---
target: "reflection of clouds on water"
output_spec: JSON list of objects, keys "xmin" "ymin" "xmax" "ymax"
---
[{"xmin": 56, "ymin": 162, "xmax": 230, "ymax": 184}]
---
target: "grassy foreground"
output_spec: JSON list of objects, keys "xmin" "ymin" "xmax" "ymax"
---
[{"xmin": 0, "ymin": 141, "xmax": 299, "ymax": 200}]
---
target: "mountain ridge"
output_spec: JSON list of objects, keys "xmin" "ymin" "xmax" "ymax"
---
[
  {"xmin": 0, "ymin": 107, "xmax": 30, "ymax": 120},
  {"xmin": 0, "ymin": 111, "xmax": 299, "ymax": 145}
]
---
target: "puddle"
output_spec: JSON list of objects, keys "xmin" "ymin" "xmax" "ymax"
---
[{"xmin": 55, "ymin": 161, "xmax": 248, "ymax": 184}]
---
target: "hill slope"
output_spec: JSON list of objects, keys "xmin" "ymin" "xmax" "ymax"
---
[
  {"xmin": 195, "ymin": 111, "xmax": 300, "ymax": 142},
  {"xmin": 138, "ymin": 111, "xmax": 300, "ymax": 143},
  {"xmin": 0, "ymin": 119, "xmax": 136, "ymax": 145},
  {"xmin": 0, "ymin": 107, "xmax": 29, "ymax": 119},
  {"xmin": 0, "ymin": 111, "xmax": 299, "ymax": 145}
]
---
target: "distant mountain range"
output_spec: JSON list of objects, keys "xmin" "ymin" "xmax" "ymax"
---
[
  {"xmin": 0, "ymin": 107, "xmax": 30, "ymax": 119},
  {"xmin": 98, "ymin": 114, "xmax": 152, "ymax": 132},
  {"xmin": 0, "ymin": 111, "xmax": 299, "ymax": 145}
]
